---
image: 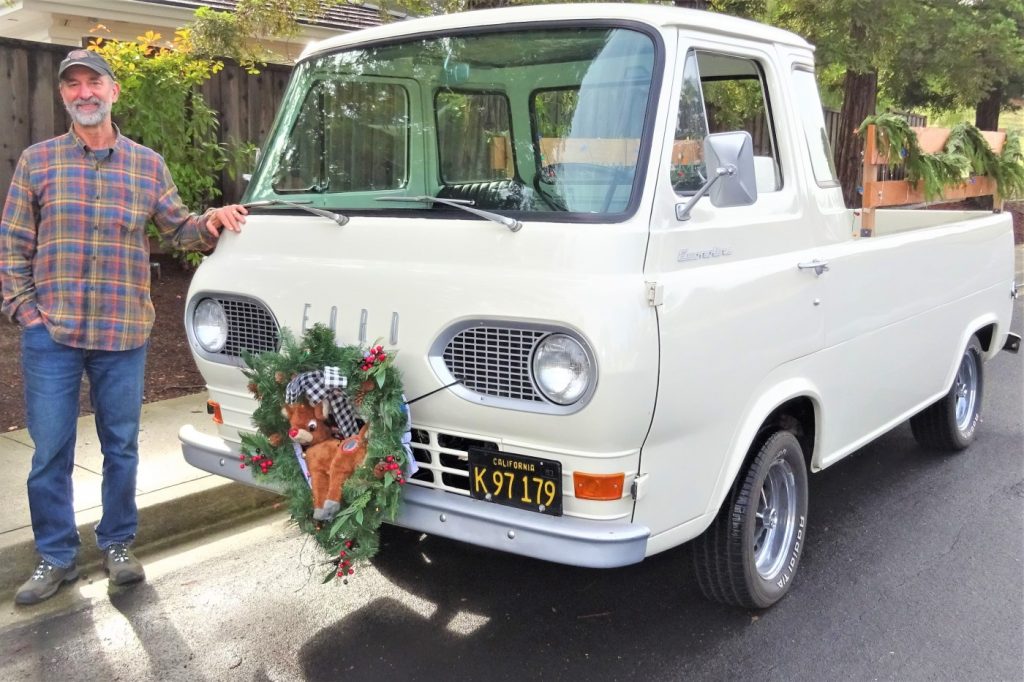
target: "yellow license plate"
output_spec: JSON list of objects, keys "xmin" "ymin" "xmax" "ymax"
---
[{"xmin": 468, "ymin": 448, "xmax": 562, "ymax": 516}]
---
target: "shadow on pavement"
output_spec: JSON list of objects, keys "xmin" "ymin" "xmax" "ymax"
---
[{"xmin": 297, "ymin": 412, "xmax": 1023, "ymax": 680}]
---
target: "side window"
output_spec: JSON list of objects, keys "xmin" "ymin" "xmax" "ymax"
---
[
  {"xmin": 671, "ymin": 53, "xmax": 709, "ymax": 193},
  {"xmin": 436, "ymin": 90, "xmax": 513, "ymax": 183},
  {"xmin": 791, "ymin": 68, "xmax": 839, "ymax": 186},
  {"xmin": 670, "ymin": 50, "xmax": 782, "ymax": 196}
]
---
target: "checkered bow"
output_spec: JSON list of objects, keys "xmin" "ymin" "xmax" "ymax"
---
[{"xmin": 285, "ymin": 368, "xmax": 360, "ymax": 437}]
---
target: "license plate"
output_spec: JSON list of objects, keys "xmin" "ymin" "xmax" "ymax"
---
[{"xmin": 468, "ymin": 448, "xmax": 562, "ymax": 516}]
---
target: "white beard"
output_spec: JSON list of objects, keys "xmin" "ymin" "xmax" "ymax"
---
[{"xmin": 66, "ymin": 98, "xmax": 111, "ymax": 127}]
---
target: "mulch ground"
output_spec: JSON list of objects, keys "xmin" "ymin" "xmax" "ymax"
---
[
  {"xmin": 0, "ymin": 253, "xmax": 204, "ymax": 432},
  {"xmin": 0, "ymin": 203, "xmax": 1021, "ymax": 434}
]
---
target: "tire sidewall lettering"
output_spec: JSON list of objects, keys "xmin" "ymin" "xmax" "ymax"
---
[
  {"xmin": 963, "ymin": 412, "xmax": 980, "ymax": 440},
  {"xmin": 957, "ymin": 347, "xmax": 983, "ymax": 442},
  {"xmin": 775, "ymin": 514, "xmax": 806, "ymax": 589}
]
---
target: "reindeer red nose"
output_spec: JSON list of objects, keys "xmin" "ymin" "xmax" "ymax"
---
[{"xmin": 289, "ymin": 428, "xmax": 299, "ymax": 438}]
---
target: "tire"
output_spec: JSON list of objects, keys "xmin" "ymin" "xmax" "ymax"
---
[
  {"xmin": 692, "ymin": 430, "xmax": 809, "ymax": 609},
  {"xmin": 910, "ymin": 337, "xmax": 984, "ymax": 452}
]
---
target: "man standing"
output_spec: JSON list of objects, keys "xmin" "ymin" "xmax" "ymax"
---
[{"xmin": 0, "ymin": 49, "xmax": 248, "ymax": 605}]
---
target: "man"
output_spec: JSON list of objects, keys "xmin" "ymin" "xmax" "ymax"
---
[{"xmin": 0, "ymin": 49, "xmax": 248, "ymax": 605}]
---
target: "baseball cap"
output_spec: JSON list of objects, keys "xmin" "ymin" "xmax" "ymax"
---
[{"xmin": 58, "ymin": 49, "xmax": 115, "ymax": 81}]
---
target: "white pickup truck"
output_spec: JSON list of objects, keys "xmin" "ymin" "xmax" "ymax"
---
[{"xmin": 179, "ymin": 4, "xmax": 1020, "ymax": 608}]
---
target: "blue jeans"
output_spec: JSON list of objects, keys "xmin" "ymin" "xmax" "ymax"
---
[{"xmin": 21, "ymin": 325, "xmax": 147, "ymax": 568}]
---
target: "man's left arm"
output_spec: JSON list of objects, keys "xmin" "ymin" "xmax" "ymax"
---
[{"xmin": 151, "ymin": 162, "xmax": 246, "ymax": 249}]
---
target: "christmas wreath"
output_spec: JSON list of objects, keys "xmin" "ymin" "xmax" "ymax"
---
[{"xmin": 238, "ymin": 323, "xmax": 411, "ymax": 582}]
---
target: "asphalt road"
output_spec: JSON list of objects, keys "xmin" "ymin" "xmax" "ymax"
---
[{"xmin": 1, "ymin": 303, "xmax": 1021, "ymax": 681}]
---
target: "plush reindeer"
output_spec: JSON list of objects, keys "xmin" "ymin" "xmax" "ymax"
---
[{"xmin": 284, "ymin": 400, "xmax": 368, "ymax": 521}]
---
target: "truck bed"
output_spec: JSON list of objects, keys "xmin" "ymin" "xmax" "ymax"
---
[{"xmin": 868, "ymin": 208, "xmax": 1000, "ymax": 236}]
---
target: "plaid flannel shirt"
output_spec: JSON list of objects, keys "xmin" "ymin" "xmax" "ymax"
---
[{"xmin": 0, "ymin": 128, "xmax": 214, "ymax": 350}]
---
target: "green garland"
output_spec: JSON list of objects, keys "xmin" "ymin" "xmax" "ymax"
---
[
  {"xmin": 859, "ymin": 113, "xmax": 1024, "ymax": 201},
  {"xmin": 238, "ymin": 323, "xmax": 410, "ymax": 583}
]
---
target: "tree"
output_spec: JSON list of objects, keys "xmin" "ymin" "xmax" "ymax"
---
[
  {"xmin": 185, "ymin": 0, "xmax": 330, "ymax": 68},
  {"xmin": 767, "ymin": 0, "xmax": 922, "ymax": 206},
  {"xmin": 882, "ymin": 0, "xmax": 1024, "ymax": 131},
  {"xmin": 184, "ymin": 0, "xmax": 432, "ymax": 68}
]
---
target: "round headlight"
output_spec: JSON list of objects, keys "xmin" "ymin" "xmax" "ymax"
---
[
  {"xmin": 193, "ymin": 298, "xmax": 228, "ymax": 353},
  {"xmin": 532, "ymin": 334, "xmax": 592, "ymax": 405}
]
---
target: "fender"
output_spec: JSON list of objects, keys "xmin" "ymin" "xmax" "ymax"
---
[
  {"xmin": 954, "ymin": 312, "xmax": 1001, "ymax": 366},
  {"xmin": 705, "ymin": 376, "xmax": 822, "ymax": 519}
]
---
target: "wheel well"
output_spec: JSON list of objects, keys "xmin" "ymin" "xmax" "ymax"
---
[
  {"xmin": 752, "ymin": 397, "xmax": 816, "ymax": 469},
  {"xmin": 974, "ymin": 324, "xmax": 995, "ymax": 352}
]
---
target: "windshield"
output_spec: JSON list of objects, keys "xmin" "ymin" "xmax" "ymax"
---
[{"xmin": 246, "ymin": 26, "xmax": 659, "ymax": 219}]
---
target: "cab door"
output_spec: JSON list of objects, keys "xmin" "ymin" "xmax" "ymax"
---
[{"xmin": 634, "ymin": 38, "xmax": 825, "ymax": 539}]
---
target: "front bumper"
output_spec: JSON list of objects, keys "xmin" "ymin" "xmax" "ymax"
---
[{"xmin": 180, "ymin": 424, "xmax": 650, "ymax": 568}]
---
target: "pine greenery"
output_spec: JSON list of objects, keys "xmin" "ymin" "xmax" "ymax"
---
[{"xmin": 860, "ymin": 114, "xmax": 1024, "ymax": 201}]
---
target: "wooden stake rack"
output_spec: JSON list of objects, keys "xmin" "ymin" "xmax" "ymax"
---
[{"xmin": 859, "ymin": 124, "xmax": 1006, "ymax": 237}]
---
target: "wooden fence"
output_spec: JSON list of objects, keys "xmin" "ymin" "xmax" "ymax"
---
[
  {"xmin": 199, "ymin": 60, "xmax": 292, "ymax": 204},
  {"xmin": 0, "ymin": 37, "xmax": 291, "ymax": 208}
]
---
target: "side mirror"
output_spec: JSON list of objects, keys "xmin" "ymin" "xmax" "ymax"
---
[{"xmin": 675, "ymin": 131, "xmax": 758, "ymax": 221}]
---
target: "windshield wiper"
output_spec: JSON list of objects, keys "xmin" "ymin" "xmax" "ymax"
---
[
  {"xmin": 244, "ymin": 199, "xmax": 349, "ymax": 226},
  {"xmin": 376, "ymin": 196, "xmax": 522, "ymax": 233}
]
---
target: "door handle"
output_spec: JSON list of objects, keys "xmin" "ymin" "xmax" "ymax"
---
[{"xmin": 797, "ymin": 259, "xmax": 830, "ymax": 276}]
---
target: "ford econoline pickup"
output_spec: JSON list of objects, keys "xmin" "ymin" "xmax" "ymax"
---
[{"xmin": 180, "ymin": 4, "xmax": 1019, "ymax": 608}]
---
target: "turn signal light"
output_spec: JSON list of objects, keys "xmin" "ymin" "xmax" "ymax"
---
[
  {"xmin": 573, "ymin": 472, "xmax": 625, "ymax": 501},
  {"xmin": 207, "ymin": 400, "xmax": 223, "ymax": 424}
]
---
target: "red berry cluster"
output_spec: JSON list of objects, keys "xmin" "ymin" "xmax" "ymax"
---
[
  {"xmin": 239, "ymin": 451, "xmax": 274, "ymax": 474},
  {"xmin": 337, "ymin": 540, "xmax": 356, "ymax": 578},
  {"xmin": 382, "ymin": 455, "xmax": 405, "ymax": 485},
  {"xmin": 360, "ymin": 345, "xmax": 387, "ymax": 372}
]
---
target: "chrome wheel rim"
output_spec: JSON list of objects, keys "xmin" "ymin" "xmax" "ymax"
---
[
  {"xmin": 953, "ymin": 350, "xmax": 979, "ymax": 432},
  {"xmin": 754, "ymin": 458, "xmax": 798, "ymax": 580}
]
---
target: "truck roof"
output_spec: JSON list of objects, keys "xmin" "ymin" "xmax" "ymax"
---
[{"xmin": 299, "ymin": 3, "xmax": 813, "ymax": 61}]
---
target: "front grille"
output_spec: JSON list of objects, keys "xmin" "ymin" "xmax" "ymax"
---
[
  {"xmin": 408, "ymin": 428, "xmax": 499, "ymax": 494},
  {"xmin": 217, "ymin": 297, "xmax": 280, "ymax": 357},
  {"xmin": 442, "ymin": 326, "xmax": 545, "ymax": 401}
]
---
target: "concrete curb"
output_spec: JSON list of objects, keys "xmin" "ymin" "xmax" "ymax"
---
[{"xmin": 0, "ymin": 479, "xmax": 279, "ymax": 599}]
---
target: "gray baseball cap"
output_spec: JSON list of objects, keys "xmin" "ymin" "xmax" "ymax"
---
[{"xmin": 58, "ymin": 49, "xmax": 115, "ymax": 80}]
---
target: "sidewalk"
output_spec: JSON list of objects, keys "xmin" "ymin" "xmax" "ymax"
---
[{"xmin": 0, "ymin": 393, "xmax": 278, "ymax": 598}]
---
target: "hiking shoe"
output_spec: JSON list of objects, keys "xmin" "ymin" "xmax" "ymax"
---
[
  {"xmin": 15, "ymin": 559, "xmax": 79, "ymax": 605},
  {"xmin": 104, "ymin": 543, "xmax": 145, "ymax": 585}
]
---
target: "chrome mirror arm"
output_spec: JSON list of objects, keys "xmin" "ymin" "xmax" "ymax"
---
[{"xmin": 675, "ymin": 165, "xmax": 736, "ymax": 222}]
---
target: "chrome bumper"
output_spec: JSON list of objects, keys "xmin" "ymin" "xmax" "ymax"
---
[{"xmin": 179, "ymin": 425, "xmax": 650, "ymax": 568}]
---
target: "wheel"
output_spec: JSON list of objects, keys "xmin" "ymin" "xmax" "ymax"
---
[
  {"xmin": 692, "ymin": 430, "xmax": 809, "ymax": 609},
  {"xmin": 910, "ymin": 336, "xmax": 984, "ymax": 452}
]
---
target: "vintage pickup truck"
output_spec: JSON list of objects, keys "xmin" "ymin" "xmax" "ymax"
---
[{"xmin": 179, "ymin": 4, "xmax": 1020, "ymax": 608}]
